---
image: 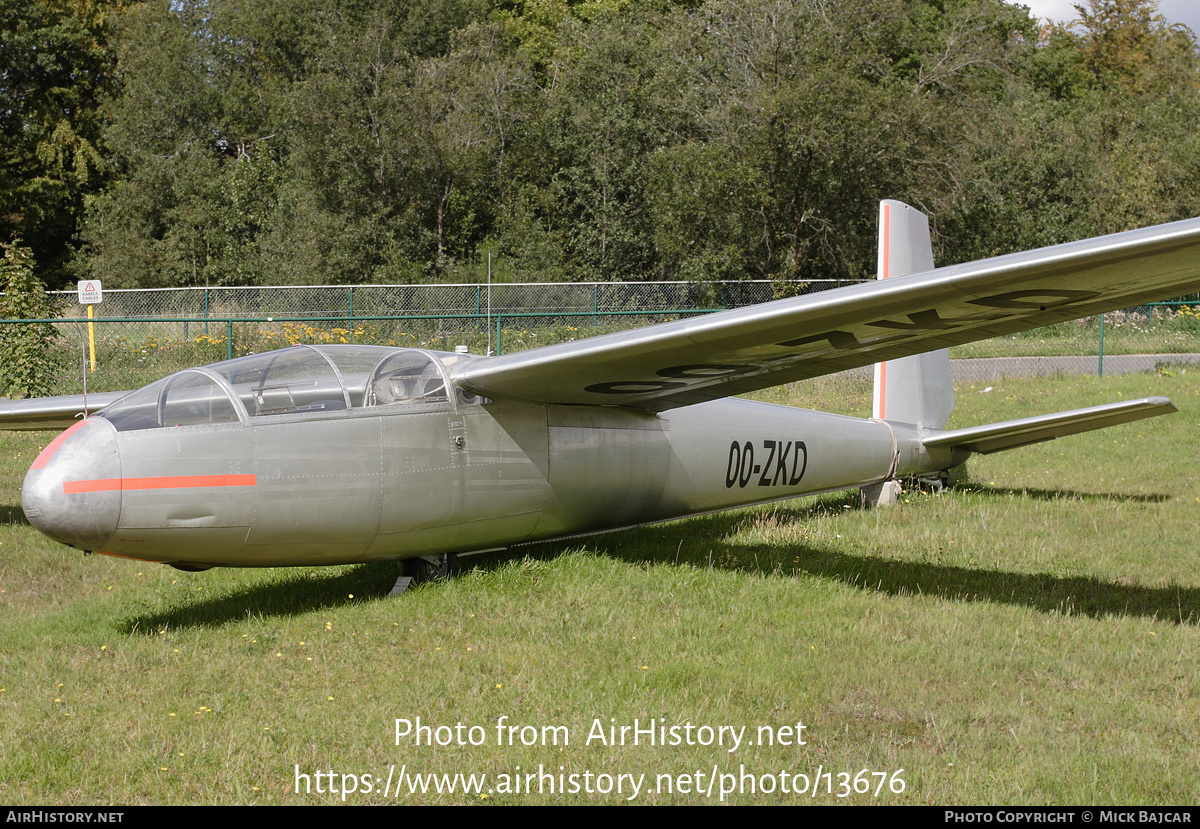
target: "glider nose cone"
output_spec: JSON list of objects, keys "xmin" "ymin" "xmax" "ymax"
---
[{"xmin": 22, "ymin": 418, "xmax": 122, "ymax": 551}]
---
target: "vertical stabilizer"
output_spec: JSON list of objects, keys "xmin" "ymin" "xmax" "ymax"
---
[{"xmin": 871, "ymin": 200, "xmax": 955, "ymax": 430}]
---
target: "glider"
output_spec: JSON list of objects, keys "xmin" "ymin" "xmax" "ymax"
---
[{"xmin": 3, "ymin": 201, "xmax": 1197, "ymax": 573}]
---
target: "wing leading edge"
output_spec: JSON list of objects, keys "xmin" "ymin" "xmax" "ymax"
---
[
  {"xmin": 0, "ymin": 393, "xmax": 128, "ymax": 431},
  {"xmin": 453, "ymin": 209, "xmax": 1200, "ymax": 411}
]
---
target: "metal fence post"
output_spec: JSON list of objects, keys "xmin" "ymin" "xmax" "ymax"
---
[
  {"xmin": 1098, "ymin": 313, "xmax": 1105, "ymax": 378},
  {"xmin": 227, "ymin": 320, "xmax": 233, "ymax": 360}
]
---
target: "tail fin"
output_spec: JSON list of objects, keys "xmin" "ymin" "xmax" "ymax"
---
[{"xmin": 872, "ymin": 200, "xmax": 955, "ymax": 430}]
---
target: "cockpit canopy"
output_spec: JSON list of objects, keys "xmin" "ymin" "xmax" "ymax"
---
[{"xmin": 99, "ymin": 345, "xmax": 477, "ymax": 432}]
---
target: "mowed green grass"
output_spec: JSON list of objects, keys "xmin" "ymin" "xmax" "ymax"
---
[{"xmin": 0, "ymin": 370, "xmax": 1198, "ymax": 805}]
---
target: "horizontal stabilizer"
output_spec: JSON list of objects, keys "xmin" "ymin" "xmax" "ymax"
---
[
  {"xmin": 921, "ymin": 397, "xmax": 1177, "ymax": 455},
  {"xmin": 0, "ymin": 392, "xmax": 127, "ymax": 431}
]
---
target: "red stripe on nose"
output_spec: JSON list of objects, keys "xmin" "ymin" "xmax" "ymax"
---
[
  {"xmin": 30, "ymin": 420, "xmax": 89, "ymax": 470},
  {"xmin": 63, "ymin": 474, "xmax": 256, "ymax": 494}
]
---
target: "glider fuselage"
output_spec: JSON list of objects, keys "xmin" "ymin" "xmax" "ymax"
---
[{"xmin": 21, "ymin": 368, "xmax": 949, "ymax": 569}]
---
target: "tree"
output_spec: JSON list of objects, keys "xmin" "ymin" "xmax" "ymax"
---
[
  {"xmin": 0, "ymin": 0, "xmax": 125, "ymax": 287},
  {"xmin": 497, "ymin": 5, "xmax": 668, "ymax": 281},
  {"xmin": 1072, "ymin": 0, "xmax": 1197, "ymax": 93},
  {"xmin": 640, "ymin": 0, "xmax": 1029, "ymax": 281},
  {"xmin": 80, "ymin": 0, "xmax": 503, "ymax": 286},
  {"xmin": 0, "ymin": 241, "xmax": 60, "ymax": 399},
  {"xmin": 949, "ymin": 0, "xmax": 1200, "ymax": 261}
]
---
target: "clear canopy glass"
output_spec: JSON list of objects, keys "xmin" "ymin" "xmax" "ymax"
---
[{"xmin": 99, "ymin": 345, "xmax": 464, "ymax": 431}]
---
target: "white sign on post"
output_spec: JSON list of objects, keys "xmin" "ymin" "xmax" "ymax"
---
[{"xmin": 77, "ymin": 280, "xmax": 103, "ymax": 304}]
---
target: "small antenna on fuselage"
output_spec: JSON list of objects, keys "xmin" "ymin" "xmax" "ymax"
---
[{"xmin": 79, "ymin": 320, "xmax": 89, "ymax": 417}]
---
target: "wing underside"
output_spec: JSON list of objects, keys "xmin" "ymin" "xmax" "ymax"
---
[{"xmin": 453, "ymin": 214, "xmax": 1200, "ymax": 410}]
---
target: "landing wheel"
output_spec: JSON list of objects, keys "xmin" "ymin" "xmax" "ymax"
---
[
  {"xmin": 912, "ymin": 474, "xmax": 943, "ymax": 494},
  {"xmin": 168, "ymin": 562, "xmax": 215, "ymax": 572},
  {"xmin": 402, "ymin": 553, "xmax": 460, "ymax": 583}
]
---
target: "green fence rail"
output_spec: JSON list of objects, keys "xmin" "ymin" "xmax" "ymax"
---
[{"xmin": 46, "ymin": 280, "xmax": 859, "ymax": 321}]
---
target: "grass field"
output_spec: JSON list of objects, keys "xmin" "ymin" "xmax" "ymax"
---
[{"xmin": 0, "ymin": 370, "xmax": 1197, "ymax": 805}]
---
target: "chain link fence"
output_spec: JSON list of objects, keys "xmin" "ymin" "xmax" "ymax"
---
[
  {"xmin": 944, "ymin": 302, "xmax": 1200, "ymax": 384},
  {"xmin": 49, "ymin": 280, "xmax": 857, "ymax": 320},
  {"xmin": 5, "ymin": 282, "xmax": 1200, "ymax": 396}
]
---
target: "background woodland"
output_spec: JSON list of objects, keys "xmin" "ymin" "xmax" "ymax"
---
[{"xmin": 4, "ymin": 0, "xmax": 1200, "ymax": 290}]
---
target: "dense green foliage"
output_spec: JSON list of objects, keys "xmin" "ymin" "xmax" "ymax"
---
[
  {"xmin": 0, "ymin": 241, "xmax": 60, "ymax": 397},
  {"xmin": 0, "ymin": 0, "xmax": 126, "ymax": 285},
  {"xmin": 4, "ymin": 0, "xmax": 1200, "ymax": 289}
]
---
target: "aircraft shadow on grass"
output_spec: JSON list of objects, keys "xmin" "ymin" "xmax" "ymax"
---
[
  {"xmin": 120, "ymin": 488, "xmax": 1197, "ymax": 633},
  {"xmin": 121, "ymin": 564, "xmax": 403, "ymax": 634},
  {"xmin": 951, "ymin": 483, "xmax": 1171, "ymax": 505},
  {"xmin": 0, "ymin": 505, "xmax": 30, "ymax": 526},
  {"xmin": 594, "ymin": 493, "xmax": 1197, "ymax": 626}
]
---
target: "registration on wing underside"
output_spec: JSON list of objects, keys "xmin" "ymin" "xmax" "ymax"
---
[
  {"xmin": 581, "ymin": 289, "xmax": 1099, "ymax": 397},
  {"xmin": 451, "ymin": 215, "xmax": 1200, "ymax": 410}
]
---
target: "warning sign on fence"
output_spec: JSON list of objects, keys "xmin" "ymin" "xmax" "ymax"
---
[{"xmin": 77, "ymin": 280, "xmax": 103, "ymax": 304}]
